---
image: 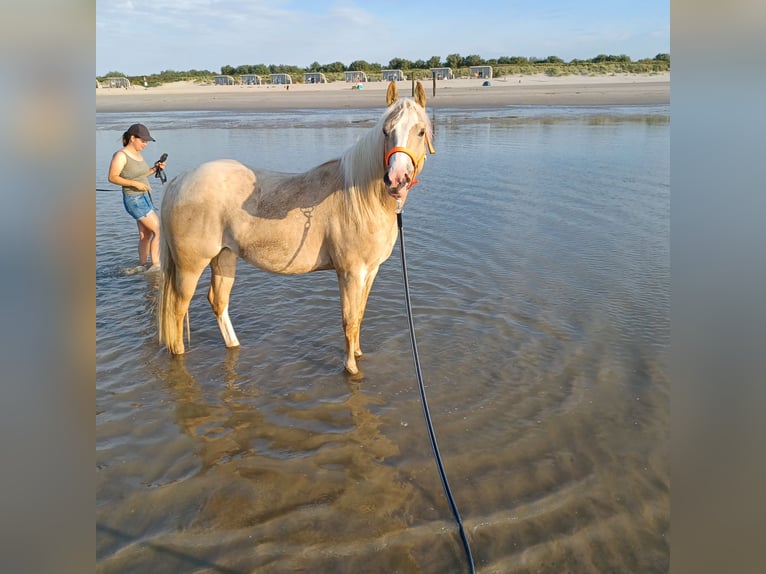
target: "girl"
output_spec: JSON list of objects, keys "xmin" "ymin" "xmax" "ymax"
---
[{"xmin": 108, "ymin": 123, "xmax": 166, "ymax": 271}]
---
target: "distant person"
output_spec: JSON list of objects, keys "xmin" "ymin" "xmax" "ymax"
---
[{"xmin": 108, "ymin": 123, "xmax": 166, "ymax": 272}]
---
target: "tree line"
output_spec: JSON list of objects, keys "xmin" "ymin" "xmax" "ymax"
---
[{"xmin": 99, "ymin": 53, "xmax": 669, "ymax": 86}]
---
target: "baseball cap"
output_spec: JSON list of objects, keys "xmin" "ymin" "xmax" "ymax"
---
[{"xmin": 126, "ymin": 123, "xmax": 155, "ymax": 142}]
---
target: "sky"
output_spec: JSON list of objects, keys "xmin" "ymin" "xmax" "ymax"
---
[{"xmin": 96, "ymin": 0, "xmax": 669, "ymax": 76}]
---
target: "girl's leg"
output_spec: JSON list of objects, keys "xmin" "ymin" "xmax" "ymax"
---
[
  {"xmin": 136, "ymin": 221, "xmax": 149, "ymax": 265},
  {"xmin": 137, "ymin": 210, "xmax": 161, "ymax": 266}
]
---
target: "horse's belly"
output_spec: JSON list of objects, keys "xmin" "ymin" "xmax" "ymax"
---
[{"xmin": 234, "ymin": 233, "xmax": 332, "ymax": 275}]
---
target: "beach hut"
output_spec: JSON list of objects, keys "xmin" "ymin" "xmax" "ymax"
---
[
  {"xmin": 240, "ymin": 74, "xmax": 262, "ymax": 85},
  {"xmin": 270, "ymin": 73, "xmax": 293, "ymax": 85},
  {"xmin": 381, "ymin": 69, "xmax": 405, "ymax": 81},
  {"xmin": 430, "ymin": 67, "xmax": 454, "ymax": 80},
  {"xmin": 304, "ymin": 72, "xmax": 327, "ymax": 84},
  {"xmin": 214, "ymin": 75, "xmax": 236, "ymax": 85},
  {"xmin": 344, "ymin": 71, "xmax": 367, "ymax": 83},
  {"xmin": 469, "ymin": 66, "xmax": 493, "ymax": 79},
  {"xmin": 105, "ymin": 77, "xmax": 131, "ymax": 89}
]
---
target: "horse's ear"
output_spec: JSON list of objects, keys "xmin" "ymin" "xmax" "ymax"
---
[
  {"xmin": 386, "ymin": 81, "xmax": 398, "ymax": 106},
  {"xmin": 414, "ymin": 81, "xmax": 427, "ymax": 108}
]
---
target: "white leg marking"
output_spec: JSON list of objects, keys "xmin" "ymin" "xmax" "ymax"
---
[{"xmin": 217, "ymin": 305, "xmax": 240, "ymax": 348}]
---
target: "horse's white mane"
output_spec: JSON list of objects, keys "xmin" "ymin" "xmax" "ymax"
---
[{"xmin": 339, "ymin": 99, "xmax": 431, "ymax": 223}]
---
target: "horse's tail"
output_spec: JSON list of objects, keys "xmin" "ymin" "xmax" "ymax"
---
[{"xmin": 157, "ymin": 233, "xmax": 189, "ymax": 354}]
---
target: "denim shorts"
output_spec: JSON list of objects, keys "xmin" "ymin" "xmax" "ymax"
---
[{"xmin": 122, "ymin": 192, "xmax": 155, "ymax": 220}]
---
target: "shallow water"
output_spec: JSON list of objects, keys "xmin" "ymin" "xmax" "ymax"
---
[{"xmin": 96, "ymin": 105, "xmax": 669, "ymax": 573}]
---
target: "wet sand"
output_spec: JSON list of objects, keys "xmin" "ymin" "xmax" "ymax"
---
[{"xmin": 96, "ymin": 73, "xmax": 669, "ymax": 113}]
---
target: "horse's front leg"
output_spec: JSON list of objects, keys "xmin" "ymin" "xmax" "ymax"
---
[
  {"xmin": 337, "ymin": 268, "xmax": 367, "ymax": 374},
  {"xmin": 357, "ymin": 264, "xmax": 381, "ymax": 356}
]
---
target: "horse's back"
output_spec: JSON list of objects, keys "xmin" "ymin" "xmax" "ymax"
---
[{"xmin": 164, "ymin": 159, "xmax": 255, "ymax": 207}]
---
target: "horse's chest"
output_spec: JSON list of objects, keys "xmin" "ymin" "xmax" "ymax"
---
[{"xmin": 345, "ymin": 225, "xmax": 398, "ymax": 264}]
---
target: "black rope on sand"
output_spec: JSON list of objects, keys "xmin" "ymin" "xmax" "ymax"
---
[{"xmin": 396, "ymin": 209, "xmax": 477, "ymax": 574}]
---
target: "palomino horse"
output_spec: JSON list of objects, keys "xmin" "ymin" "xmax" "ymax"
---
[{"xmin": 158, "ymin": 81, "xmax": 434, "ymax": 374}]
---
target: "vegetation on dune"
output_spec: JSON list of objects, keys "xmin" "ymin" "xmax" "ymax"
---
[{"xmin": 98, "ymin": 53, "xmax": 669, "ymax": 86}]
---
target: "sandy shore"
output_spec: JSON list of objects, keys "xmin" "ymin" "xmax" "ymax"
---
[{"xmin": 96, "ymin": 73, "xmax": 669, "ymax": 113}]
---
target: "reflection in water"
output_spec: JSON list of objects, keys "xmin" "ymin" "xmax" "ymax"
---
[{"xmin": 101, "ymin": 355, "xmax": 459, "ymax": 573}]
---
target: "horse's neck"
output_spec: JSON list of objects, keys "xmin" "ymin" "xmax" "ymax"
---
[
  {"xmin": 278, "ymin": 159, "xmax": 392, "ymax": 223},
  {"xmin": 343, "ymin": 185, "xmax": 400, "ymax": 246}
]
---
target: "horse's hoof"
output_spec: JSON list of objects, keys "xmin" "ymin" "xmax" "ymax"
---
[
  {"xmin": 166, "ymin": 340, "xmax": 186, "ymax": 355},
  {"xmin": 344, "ymin": 361, "xmax": 359, "ymax": 375}
]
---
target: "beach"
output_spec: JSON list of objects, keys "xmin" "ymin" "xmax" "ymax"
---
[{"xmin": 96, "ymin": 72, "xmax": 669, "ymax": 112}]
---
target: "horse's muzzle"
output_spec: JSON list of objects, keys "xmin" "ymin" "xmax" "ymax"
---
[
  {"xmin": 383, "ymin": 171, "xmax": 411, "ymax": 195},
  {"xmin": 384, "ymin": 177, "xmax": 410, "ymax": 201}
]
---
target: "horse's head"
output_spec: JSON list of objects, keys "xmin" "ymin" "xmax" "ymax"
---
[{"xmin": 381, "ymin": 81, "xmax": 435, "ymax": 204}]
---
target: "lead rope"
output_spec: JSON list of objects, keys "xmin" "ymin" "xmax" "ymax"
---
[
  {"xmin": 154, "ymin": 165, "xmax": 167, "ymax": 184},
  {"xmin": 396, "ymin": 201, "xmax": 477, "ymax": 574}
]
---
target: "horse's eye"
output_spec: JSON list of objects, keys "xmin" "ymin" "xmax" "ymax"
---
[
  {"xmin": 382, "ymin": 127, "xmax": 389, "ymax": 137},
  {"xmin": 418, "ymin": 128, "xmax": 426, "ymax": 137}
]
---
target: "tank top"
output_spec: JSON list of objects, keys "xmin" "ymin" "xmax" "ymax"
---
[{"xmin": 119, "ymin": 151, "xmax": 151, "ymax": 195}]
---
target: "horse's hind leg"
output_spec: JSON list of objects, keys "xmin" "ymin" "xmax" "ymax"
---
[
  {"xmin": 208, "ymin": 248, "xmax": 240, "ymax": 349},
  {"xmin": 164, "ymin": 264, "xmax": 206, "ymax": 355}
]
